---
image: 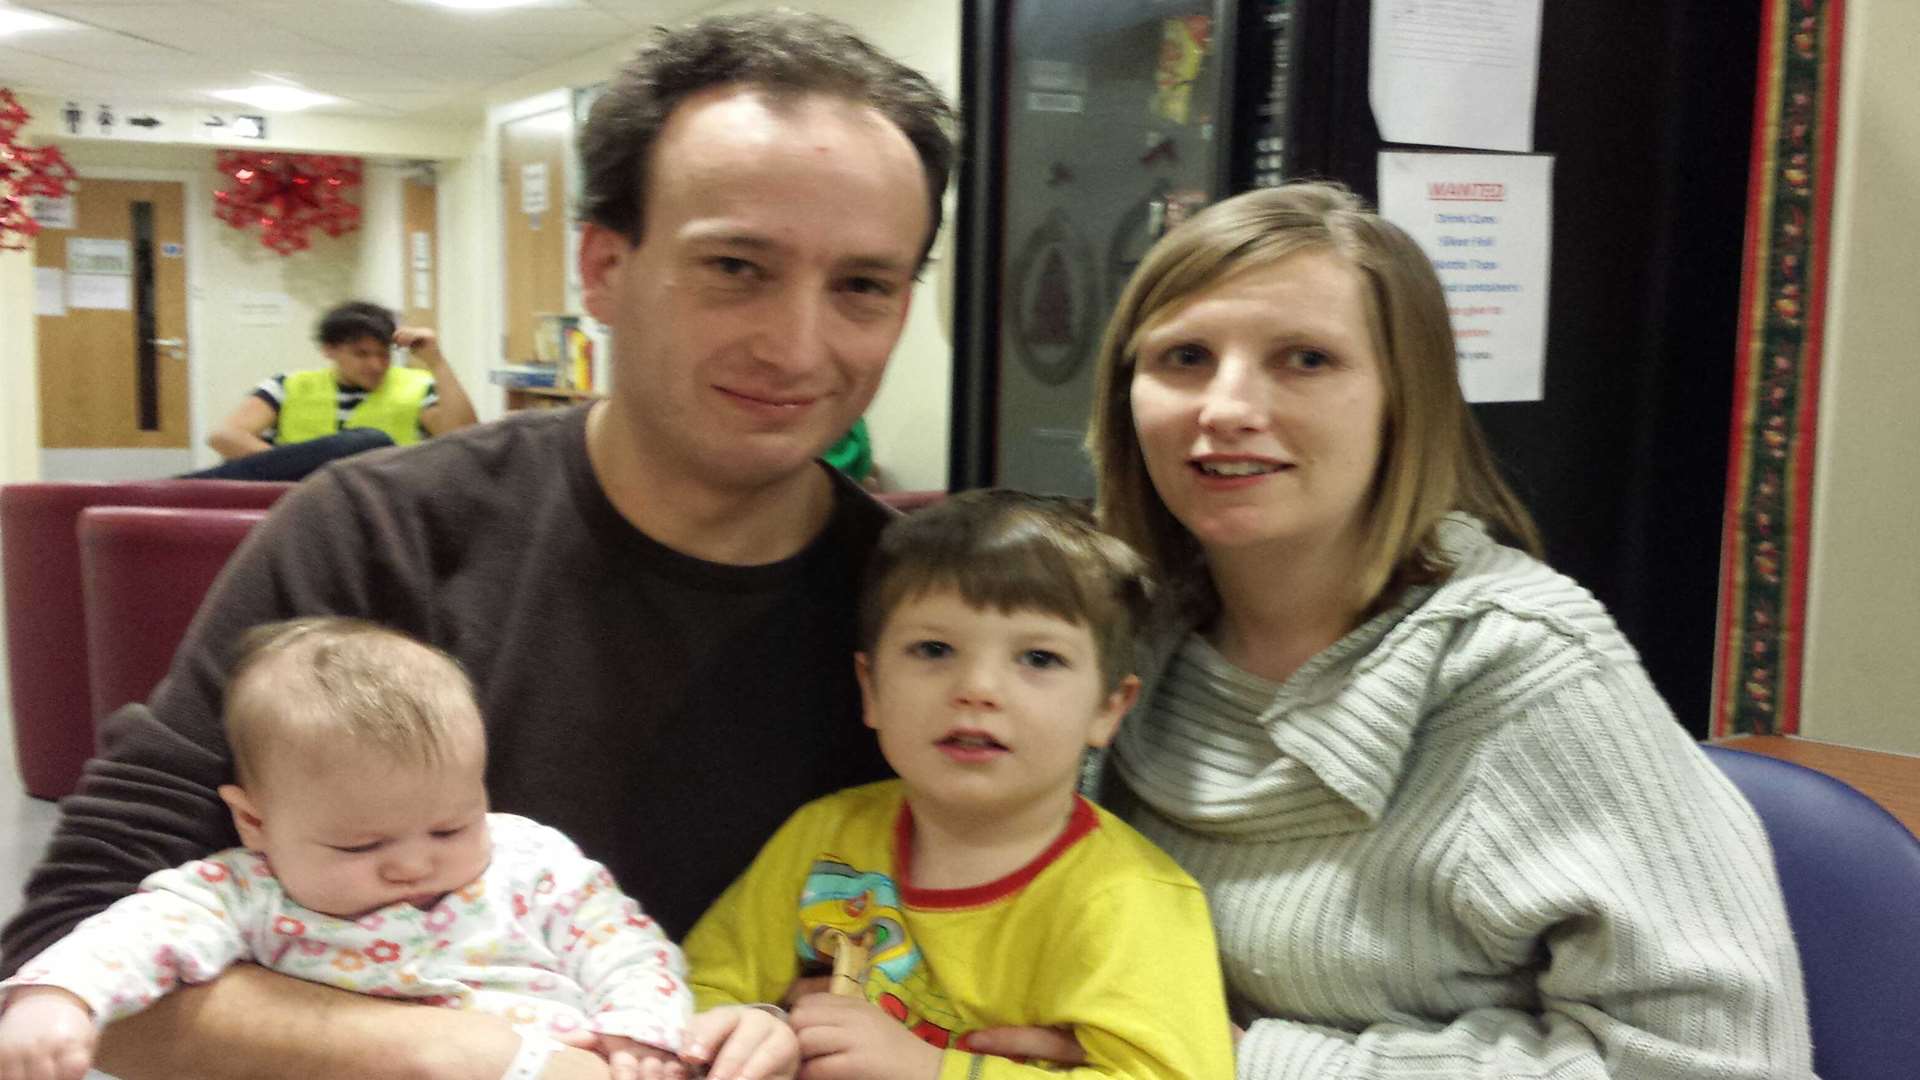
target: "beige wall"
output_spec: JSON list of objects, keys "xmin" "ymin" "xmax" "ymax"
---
[
  {"xmin": 0, "ymin": 102, "xmax": 50, "ymax": 486},
  {"xmin": 0, "ymin": 249, "xmax": 37, "ymax": 486},
  {"xmin": 1800, "ymin": 0, "xmax": 1920, "ymax": 754}
]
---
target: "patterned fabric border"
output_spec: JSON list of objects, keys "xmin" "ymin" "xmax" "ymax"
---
[{"xmin": 1712, "ymin": 0, "xmax": 1846, "ymax": 736}]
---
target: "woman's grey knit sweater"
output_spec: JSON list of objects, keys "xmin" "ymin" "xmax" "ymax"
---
[{"xmin": 1108, "ymin": 517, "xmax": 1813, "ymax": 1079}]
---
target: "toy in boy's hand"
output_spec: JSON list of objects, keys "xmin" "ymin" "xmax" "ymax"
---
[{"xmin": 812, "ymin": 927, "xmax": 874, "ymax": 998}]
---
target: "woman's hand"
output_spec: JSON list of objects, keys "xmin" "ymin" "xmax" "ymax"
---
[{"xmin": 953, "ymin": 1024, "xmax": 1086, "ymax": 1067}]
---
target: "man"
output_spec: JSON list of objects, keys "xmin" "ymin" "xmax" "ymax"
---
[
  {"xmin": 193, "ymin": 302, "xmax": 480, "ymax": 482},
  {"xmin": 205, "ymin": 301, "xmax": 480, "ymax": 462},
  {"xmin": 0, "ymin": 12, "xmax": 954, "ymax": 1080}
]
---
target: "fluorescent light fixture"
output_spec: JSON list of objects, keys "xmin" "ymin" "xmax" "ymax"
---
[
  {"xmin": 0, "ymin": 8, "xmax": 62, "ymax": 35},
  {"xmin": 211, "ymin": 85, "xmax": 339, "ymax": 112},
  {"xmin": 419, "ymin": 0, "xmax": 541, "ymax": 10}
]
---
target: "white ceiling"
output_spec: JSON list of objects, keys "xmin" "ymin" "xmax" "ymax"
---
[{"xmin": 0, "ymin": 0, "xmax": 718, "ymax": 121}]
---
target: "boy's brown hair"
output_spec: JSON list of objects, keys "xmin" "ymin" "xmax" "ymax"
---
[
  {"xmin": 857, "ymin": 490, "xmax": 1153, "ymax": 691},
  {"xmin": 224, "ymin": 617, "xmax": 482, "ymax": 787}
]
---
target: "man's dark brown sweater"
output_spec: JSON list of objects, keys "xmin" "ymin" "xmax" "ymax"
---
[{"xmin": 2, "ymin": 406, "xmax": 893, "ymax": 972}]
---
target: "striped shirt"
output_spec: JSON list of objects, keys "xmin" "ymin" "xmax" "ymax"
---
[
  {"xmin": 252, "ymin": 372, "xmax": 438, "ymax": 444},
  {"xmin": 1107, "ymin": 516, "xmax": 1813, "ymax": 1080}
]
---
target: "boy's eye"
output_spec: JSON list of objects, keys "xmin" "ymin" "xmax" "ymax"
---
[
  {"xmin": 1020, "ymin": 649, "xmax": 1067, "ymax": 670},
  {"xmin": 430, "ymin": 826, "xmax": 468, "ymax": 840},
  {"xmin": 329, "ymin": 841, "xmax": 382, "ymax": 855},
  {"xmin": 907, "ymin": 640, "xmax": 953, "ymax": 660},
  {"xmin": 1287, "ymin": 347, "xmax": 1333, "ymax": 371}
]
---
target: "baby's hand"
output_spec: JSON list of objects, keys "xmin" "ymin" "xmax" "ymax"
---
[
  {"xmin": 601, "ymin": 1034, "xmax": 684, "ymax": 1080},
  {"xmin": 0, "ymin": 986, "xmax": 96, "ymax": 1080},
  {"xmin": 683, "ymin": 1005, "xmax": 799, "ymax": 1080}
]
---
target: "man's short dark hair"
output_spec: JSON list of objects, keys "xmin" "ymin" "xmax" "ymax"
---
[
  {"xmin": 315, "ymin": 301, "xmax": 396, "ymax": 348},
  {"xmin": 579, "ymin": 9, "xmax": 956, "ymax": 268}
]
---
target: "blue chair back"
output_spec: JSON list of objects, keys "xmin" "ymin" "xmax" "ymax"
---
[{"xmin": 1702, "ymin": 744, "xmax": 1920, "ymax": 1080}]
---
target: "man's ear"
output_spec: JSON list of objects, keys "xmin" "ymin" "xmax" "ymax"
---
[
  {"xmin": 218, "ymin": 784, "xmax": 268, "ymax": 851},
  {"xmin": 855, "ymin": 652, "xmax": 877, "ymax": 730},
  {"xmin": 1086, "ymin": 674, "xmax": 1141, "ymax": 749},
  {"xmin": 578, "ymin": 223, "xmax": 633, "ymax": 325}
]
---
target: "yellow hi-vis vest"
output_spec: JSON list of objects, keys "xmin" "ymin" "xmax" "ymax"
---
[{"xmin": 278, "ymin": 366, "xmax": 434, "ymax": 447}]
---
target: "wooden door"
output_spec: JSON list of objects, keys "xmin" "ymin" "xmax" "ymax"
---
[
  {"xmin": 34, "ymin": 178, "xmax": 189, "ymax": 449},
  {"xmin": 401, "ymin": 173, "xmax": 438, "ymax": 328},
  {"xmin": 500, "ymin": 109, "xmax": 569, "ymax": 364}
]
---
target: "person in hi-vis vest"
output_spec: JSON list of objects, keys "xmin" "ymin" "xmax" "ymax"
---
[{"xmin": 208, "ymin": 301, "xmax": 479, "ymax": 461}]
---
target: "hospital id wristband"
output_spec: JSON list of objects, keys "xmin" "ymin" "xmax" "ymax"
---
[{"xmin": 501, "ymin": 1031, "xmax": 562, "ymax": 1080}]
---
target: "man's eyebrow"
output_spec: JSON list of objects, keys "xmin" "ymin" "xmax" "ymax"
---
[
  {"xmin": 839, "ymin": 255, "xmax": 916, "ymax": 276},
  {"xmin": 683, "ymin": 229, "xmax": 780, "ymax": 250},
  {"xmin": 681, "ymin": 228, "xmax": 915, "ymax": 274}
]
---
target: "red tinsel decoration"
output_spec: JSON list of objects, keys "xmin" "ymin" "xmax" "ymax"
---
[
  {"xmin": 213, "ymin": 151, "xmax": 362, "ymax": 255},
  {"xmin": 0, "ymin": 88, "xmax": 79, "ymax": 251}
]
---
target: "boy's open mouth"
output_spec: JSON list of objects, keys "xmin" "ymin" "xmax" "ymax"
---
[{"xmin": 939, "ymin": 732, "xmax": 1008, "ymax": 750}]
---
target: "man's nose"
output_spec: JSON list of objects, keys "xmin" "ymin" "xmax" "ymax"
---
[{"xmin": 756, "ymin": 287, "xmax": 832, "ymax": 375}]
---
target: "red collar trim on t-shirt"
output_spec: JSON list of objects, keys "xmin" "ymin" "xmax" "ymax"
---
[{"xmin": 892, "ymin": 794, "xmax": 1100, "ymax": 910}]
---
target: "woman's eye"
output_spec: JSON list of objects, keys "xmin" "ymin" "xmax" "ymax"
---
[
  {"xmin": 1288, "ymin": 348, "xmax": 1333, "ymax": 371},
  {"xmin": 1020, "ymin": 649, "xmax": 1067, "ymax": 670},
  {"xmin": 908, "ymin": 640, "xmax": 953, "ymax": 660},
  {"xmin": 710, "ymin": 256, "xmax": 757, "ymax": 278},
  {"xmin": 1163, "ymin": 344, "xmax": 1210, "ymax": 368}
]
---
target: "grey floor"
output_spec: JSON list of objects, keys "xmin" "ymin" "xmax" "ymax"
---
[
  {"xmin": 0, "ymin": 733, "xmax": 61, "ymax": 926},
  {"xmin": 0, "ymin": 730, "xmax": 117, "ymax": 1080}
]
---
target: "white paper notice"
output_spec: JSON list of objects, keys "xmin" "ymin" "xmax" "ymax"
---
[
  {"xmin": 35, "ymin": 268, "xmax": 66, "ymax": 316},
  {"xmin": 234, "ymin": 291, "xmax": 293, "ymax": 327},
  {"xmin": 412, "ymin": 270, "xmax": 433, "ymax": 310},
  {"xmin": 1370, "ymin": 0, "xmax": 1543, "ymax": 152},
  {"xmin": 32, "ymin": 196, "xmax": 76, "ymax": 230},
  {"xmin": 67, "ymin": 237, "xmax": 132, "ymax": 275},
  {"xmin": 1378, "ymin": 151, "xmax": 1552, "ymax": 403},
  {"xmin": 410, "ymin": 230, "xmax": 432, "ymax": 271},
  {"xmin": 68, "ymin": 272, "xmax": 132, "ymax": 311},
  {"xmin": 521, "ymin": 163, "xmax": 549, "ymax": 216}
]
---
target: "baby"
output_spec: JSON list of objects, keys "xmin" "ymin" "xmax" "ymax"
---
[{"xmin": 0, "ymin": 617, "xmax": 794, "ymax": 1080}]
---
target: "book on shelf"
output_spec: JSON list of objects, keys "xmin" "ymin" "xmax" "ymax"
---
[{"xmin": 488, "ymin": 364, "xmax": 559, "ymax": 389}]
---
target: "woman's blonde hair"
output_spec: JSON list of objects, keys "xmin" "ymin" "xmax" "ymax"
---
[{"xmin": 1088, "ymin": 182, "xmax": 1541, "ymax": 618}]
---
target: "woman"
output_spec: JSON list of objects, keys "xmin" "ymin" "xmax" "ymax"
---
[
  {"xmin": 207, "ymin": 300, "xmax": 477, "ymax": 462},
  {"xmin": 1083, "ymin": 183, "xmax": 1811, "ymax": 1078}
]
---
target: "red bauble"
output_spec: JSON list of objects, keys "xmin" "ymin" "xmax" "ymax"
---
[
  {"xmin": 213, "ymin": 151, "xmax": 363, "ymax": 255},
  {"xmin": 0, "ymin": 88, "xmax": 78, "ymax": 250}
]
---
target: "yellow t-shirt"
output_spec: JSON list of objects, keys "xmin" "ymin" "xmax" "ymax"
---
[{"xmin": 685, "ymin": 780, "xmax": 1235, "ymax": 1079}]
